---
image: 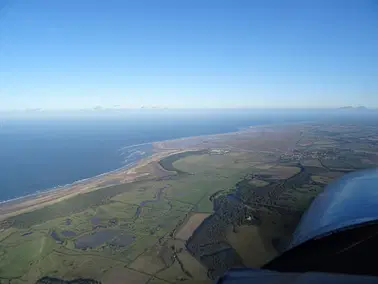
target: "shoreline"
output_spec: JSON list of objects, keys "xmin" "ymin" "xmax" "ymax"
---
[
  {"xmin": 0, "ymin": 160, "xmax": 140, "ymax": 206},
  {"xmin": 0, "ymin": 148, "xmax": 180, "ymax": 221},
  {"xmin": 0, "ymin": 143, "xmax": 153, "ymax": 205},
  {"xmin": 0, "ymin": 121, "xmax": 304, "ymax": 220},
  {"xmin": 0, "ymin": 124, "xmax": 272, "ymax": 205}
]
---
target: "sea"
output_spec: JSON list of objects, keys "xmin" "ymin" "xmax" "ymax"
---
[{"xmin": 0, "ymin": 109, "xmax": 376, "ymax": 202}]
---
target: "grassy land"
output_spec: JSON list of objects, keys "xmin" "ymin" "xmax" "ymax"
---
[
  {"xmin": 0, "ymin": 151, "xmax": 252, "ymax": 283},
  {"xmin": 158, "ymin": 150, "xmax": 208, "ymax": 174},
  {"xmin": 2, "ymin": 123, "xmax": 378, "ymax": 283}
]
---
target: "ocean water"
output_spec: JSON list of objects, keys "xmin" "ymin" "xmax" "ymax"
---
[{"xmin": 0, "ymin": 109, "xmax": 375, "ymax": 202}]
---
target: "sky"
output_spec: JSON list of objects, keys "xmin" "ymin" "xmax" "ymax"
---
[{"xmin": 0, "ymin": 0, "xmax": 377, "ymax": 110}]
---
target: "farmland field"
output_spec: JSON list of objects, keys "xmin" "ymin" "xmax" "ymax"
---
[{"xmin": 1, "ymin": 123, "xmax": 378, "ymax": 283}]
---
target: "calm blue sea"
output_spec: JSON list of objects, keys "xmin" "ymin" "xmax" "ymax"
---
[{"xmin": 0, "ymin": 109, "xmax": 376, "ymax": 202}]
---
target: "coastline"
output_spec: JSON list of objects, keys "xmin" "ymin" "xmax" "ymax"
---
[
  {"xmin": 0, "ymin": 160, "xmax": 139, "ymax": 206},
  {"xmin": 0, "ymin": 124, "xmax": 260, "ymax": 205},
  {"xmin": 0, "ymin": 144, "xmax": 153, "ymax": 206},
  {"xmin": 0, "ymin": 122, "xmax": 297, "ymax": 221},
  {"xmin": 0, "ymin": 148, "xmax": 177, "ymax": 220}
]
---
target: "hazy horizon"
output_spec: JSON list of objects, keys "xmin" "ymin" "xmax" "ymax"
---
[{"xmin": 1, "ymin": 107, "xmax": 377, "ymax": 121}]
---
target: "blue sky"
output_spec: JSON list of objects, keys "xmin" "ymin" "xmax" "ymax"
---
[{"xmin": 0, "ymin": 0, "xmax": 377, "ymax": 110}]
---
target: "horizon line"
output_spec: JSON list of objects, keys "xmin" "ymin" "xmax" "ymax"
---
[{"xmin": 0, "ymin": 106, "xmax": 375, "ymax": 112}]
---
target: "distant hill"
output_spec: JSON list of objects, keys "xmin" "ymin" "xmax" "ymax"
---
[{"xmin": 339, "ymin": 106, "xmax": 370, "ymax": 111}]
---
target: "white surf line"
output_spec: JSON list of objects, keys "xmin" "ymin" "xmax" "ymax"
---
[{"xmin": 118, "ymin": 142, "xmax": 153, "ymax": 152}]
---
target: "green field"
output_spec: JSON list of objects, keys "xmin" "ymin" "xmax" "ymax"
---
[
  {"xmin": 1, "ymin": 123, "xmax": 378, "ymax": 283},
  {"xmin": 0, "ymin": 151, "xmax": 256, "ymax": 283}
]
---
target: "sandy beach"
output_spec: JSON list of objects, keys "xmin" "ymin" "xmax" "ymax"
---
[{"xmin": 0, "ymin": 147, "xmax": 183, "ymax": 221}]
